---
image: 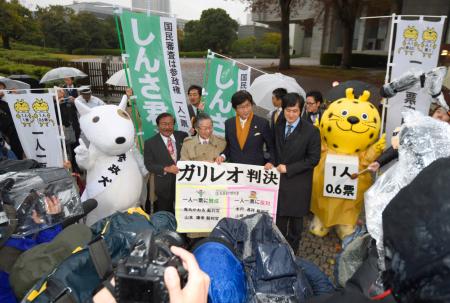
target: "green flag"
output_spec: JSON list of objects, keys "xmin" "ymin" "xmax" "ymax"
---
[
  {"xmin": 203, "ymin": 56, "xmax": 251, "ymax": 137},
  {"xmin": 120, "ymin": 11, "xmax": 191, "ymax": 140}
]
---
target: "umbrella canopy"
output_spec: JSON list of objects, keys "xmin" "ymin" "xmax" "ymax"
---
[
  {"xmin": 325, "ymin": 80, "xmax": 381, "ymax": 106},
  {"xmin": 248, "ymin": 73, "xmax": 306, "ymax": 111},
  {"xmin": 9, "ymin": 75, "xmax": 42, "ymax": 90},
  {"xmin": 0, "ymin": 77, "xmax": 31, "ymax": 90},
  {"xmin": 106, "ymin": 68, "xmax": 130, "ymax": 86},
  {"xmin": 40, "ymin": 67, "xmax": 87, "ymax": 83}
]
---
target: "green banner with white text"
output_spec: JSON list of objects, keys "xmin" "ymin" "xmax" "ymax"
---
[
  {"xmin": 203, "ymin": 56, "xmax": 251, "ymax": 137},
  {"xmin": 121, "ymin": 11, "xmax": 191, "ymax": 140}
]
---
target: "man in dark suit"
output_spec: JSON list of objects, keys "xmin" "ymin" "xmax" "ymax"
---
[
  {"xmin": 301, "ymin": 91, "xmax": 324, "ymax": 125},
  {"xmin": 63, "ymin": 77, "xmax": 78, "ymax": 102},
  {"xmin": 144, "ymin": 113, "xmax": 188, "ymax": 213},
  {"xmin": 216, "ymin": 90, "xmax": 274, "ymax": 168},
  {"xmin": 187, "ymin": 85, "xmax": 204, "ymax": 136},
  {"xmin": 269, "ymin": 88, "xmax": 287, "ymax": 128},
  {"xmin": 275, "ymin": 93, "xmax": 321, "ymax": 251}
]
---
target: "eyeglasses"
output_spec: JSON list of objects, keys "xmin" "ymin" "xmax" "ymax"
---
[{"xmin": 306, "ymin": 102, "xmax": 317, "ymax": 106}]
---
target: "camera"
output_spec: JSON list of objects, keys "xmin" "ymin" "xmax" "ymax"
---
[
  {"xmin": 15, "ymin": 183, "xmax": 61, "ymax": 233},
  {"xmin": 381, "ymin": 66, "xmax": 448, "ymax": 110},
  {"xmin": 115, "ymin": 230, "xmax": 188, "ymax": 303}
]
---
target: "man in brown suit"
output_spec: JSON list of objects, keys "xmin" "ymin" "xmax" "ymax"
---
[{"xmin": 180, "ymin": 113, "xmax": 226, "ymax": 162}]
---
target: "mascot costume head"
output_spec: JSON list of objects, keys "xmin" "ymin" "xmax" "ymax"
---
[
  {"xmin": 310, "ymin": 88, "xmax": 385, "ymax": 240},
  {"xmin": 75, "ymin": 97, "xmax": 145, "ymax": 226}
]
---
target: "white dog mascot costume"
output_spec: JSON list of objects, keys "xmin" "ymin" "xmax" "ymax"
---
[{"xmin": 75, "ymin": 96, "xmax": 146, "ymax": 226}]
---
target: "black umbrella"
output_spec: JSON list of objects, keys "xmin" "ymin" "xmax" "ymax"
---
[{"xmin": 325, "ymin": 80, "xmax": 381, "ymax": 107}]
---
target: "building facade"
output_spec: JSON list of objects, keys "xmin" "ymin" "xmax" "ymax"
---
[{"xmin": 252, "ymin": 0, "xmax": 450, "ymax": 60}]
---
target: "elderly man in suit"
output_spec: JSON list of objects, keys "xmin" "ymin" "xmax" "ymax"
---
[
  {"xmin": 216, "ymin": 90, "xmax": 274, "ymax": 169},
  {"xmin": 144, "ymin": 113, "xmax": 188, "ymax": 213},
  {"xmin": 275, "ymin": 93, "xmax": 321, "ymax": 251},
  {"xmin": 181, "ymin": 113, "xmax": 226, "ymax": 162}
]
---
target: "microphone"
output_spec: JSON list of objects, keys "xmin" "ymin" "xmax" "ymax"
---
[{"xmin": 62, "ymin": 199, "xmax": 98, "ymax": 228}]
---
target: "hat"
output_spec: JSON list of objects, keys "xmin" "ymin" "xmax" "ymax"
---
[
  {"xmin": 382, "ymin": 157, "xmax": 450, "ymax": 302},
  {"xmin": 78, "ymin": 86, "xmax": 91, "ymax": 94}
]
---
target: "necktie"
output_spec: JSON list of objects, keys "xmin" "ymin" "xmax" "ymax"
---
[
  {"xmin": 274, "ymin": 110, "xmax": 280, "ymax": 123},
  {"xmin": 285, "ymin": 124, "xmax": 293, "ymax": 139},
  {"xmin": 167, "ymin": 137, "xmax": 176, "ymax": 162}
]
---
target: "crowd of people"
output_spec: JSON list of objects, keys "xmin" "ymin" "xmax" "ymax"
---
[{"xmin": 1, "ymin": 74, "xmax": 450, "ymax": 303}]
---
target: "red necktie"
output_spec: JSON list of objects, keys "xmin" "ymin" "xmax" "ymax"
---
[{"xmin": 167, "ymin": 137, "xmax": 176, "ymax": 163}]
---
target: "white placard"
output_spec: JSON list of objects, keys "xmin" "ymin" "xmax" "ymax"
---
[
  {"xmin": 385, "ymin": 16, "xmax": 446, "ymax": 144},
  {"xmin": 5, "ymin": 93, "xmax": 63, "ymax": 167},
  {"xmin": 323, "ymin": 154, "xmax": 358, "ymax": 200},
  {"xmin": 175, "ymin": 161, "xmax": 280, "ymax": 232}
]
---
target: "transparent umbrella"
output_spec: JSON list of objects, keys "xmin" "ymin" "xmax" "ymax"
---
[
  {"xmin": 0, "ymin": 76, "xmax": 31, "ymax": 90},
  {"xmin": 40, "ymin": 67, "xmax": 87, "ymax": 83},
  {"xmin": 248, "ymin": 73, "xmax": 305, "ymax": 111},
  {"xmin": 106, "ymin": 68, "xmax": 130, "ymax": 86}
]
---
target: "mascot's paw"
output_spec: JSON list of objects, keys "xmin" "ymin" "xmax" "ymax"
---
[
  {"xmin": 74, "ymin": 138, "xmax": 88, "ymax": 158},
  {"xmin": 374, "ymin": 134, "xmax": 386, "ymax": 154},
  {"xmin": 336, "ymin": 224, "xmax": 356, "ymax": 240},
  {"xmin": 309, "ymin": 216, "xmax": 329, "ymax": 237}
]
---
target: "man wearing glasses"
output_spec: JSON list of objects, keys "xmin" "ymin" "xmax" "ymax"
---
[
  {"xmin": 302, "ymin": 91, "xmax": 324, "ymax": 125},
  {"xmin": 180, "ymin": 113, "xmax": 226, "ymax": 162}
]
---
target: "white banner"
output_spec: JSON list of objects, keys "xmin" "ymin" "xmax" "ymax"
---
[
  {"xmin": 5, "ymin": 93, "xmax": 63, "ymax": 167},
  {"xmin": 323, "ymin": 154, "xmax": 358, "ymax": 200},
  {"xmin": 160, "ymin": 16, "xmax": 191, "ymax": 133},
  {"xmin": 385, "ymin": 16, "xmax": 446, "ymax": 142},
  {"xmin": 175, "ymin": 161, "xmax": 280, "ymax": 232},
  {"xmin": 237, "ymin": 67, "xmax": 251, "ymax": 91}
]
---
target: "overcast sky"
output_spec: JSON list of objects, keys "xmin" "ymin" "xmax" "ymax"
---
[{"xmin": 20, "ymin": 0, "xmax": 249, "ymax": 24}]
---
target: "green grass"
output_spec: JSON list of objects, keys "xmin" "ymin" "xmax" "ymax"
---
[{"xmin": 0, "ymin": 42, "xmax": 99, "ymax": 78}]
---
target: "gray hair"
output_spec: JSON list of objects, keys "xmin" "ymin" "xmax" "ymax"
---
[{"xmin": 194, "ymin": 113, "xmax": 213, "ymax": 128}]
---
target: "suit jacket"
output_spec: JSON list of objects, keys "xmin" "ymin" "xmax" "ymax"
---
[
  {"xmin": 270, "ymin": 108, "xmax": 285, "ymax": 138},
  {"xmin": 301, "ymin": 108, "xmax": 324, "ymax": 125},
  {"xmin": 188, "ymin": 104, "xmax": 201, "ymax": 120},
  {"xmin": 63, "ymin": 85, "xmax": 78, "ymax": 99},
  {"xmin": 144, "ymin": 131, "xmax": 188, "ymax": 202},
  {"xmin": 223, "ymin": 114, "xmax": 275, "ymax": 165},
  {"xmin": 180, "ymin": 134, "xmax": 226, "ymax": 162},
  {"xmin": 275, "ymin": 119, "xmax": 321, "ymax": 217}
]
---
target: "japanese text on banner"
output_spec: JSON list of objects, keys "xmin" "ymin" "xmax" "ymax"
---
[
  {"xmin": 120, "ymin": 11, "xmax": 191, "ymax": 140},
  {"xmin": 385, "ymin": 16, "xmax": 445, "ymax": 144},
  {"xmin": 5, "ymin": 93, "xmax": 63, "ymax": 167},
  {"xmin": 203, "ymin": 57, "xmax": 251, "ymax": 137},
  {"xmin": 323, "ymin": 154, "xmax": 358, "ymax": 200},
  {"xmin": 175, "ymin": 161, "xmax": 279, "ymax": 232}
]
